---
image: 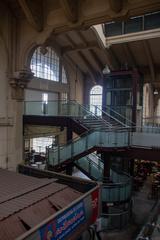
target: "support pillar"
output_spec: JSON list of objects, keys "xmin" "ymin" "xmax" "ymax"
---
[
  {"xmin": 7, "ymin": 68, "xmax": 34, "ymax": 170},
  {"xmin": 130, "ymin": 159, "xmax": 135, "ymax": 176},
  {"xmin": 66, "ymin": 126, "xmax": 73, "ymax": 175},
  {"xmin": 66, "ymin": 163, "xmax": 73, "ymax": 175},
  {"xmin": 67, "ymin": 127, "xmax": 73, "ymax": 142},
  {"xmin": 101, "ymin": 152, "xmax": 111, "ymax": 182}
]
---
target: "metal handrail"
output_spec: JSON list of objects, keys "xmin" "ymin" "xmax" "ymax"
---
[
  {"xmin": 76, "ymin": 155, "xmax": 131, "ymax": 186},
  {"xmin": 93, "ymin": 105, "xmax": 128, "ymax": 127},
  {"xmin": 102, "ymin": 105, "xmax": 134, "ymax": 125},
  {"xmin": 75, "ymin": 102, "xmax": 113, "ymax": 128}
]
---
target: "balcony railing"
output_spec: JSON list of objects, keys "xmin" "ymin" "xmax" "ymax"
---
[{"xmin": 48, "ymin": 130, "xmax": 129, "ymax": 166}]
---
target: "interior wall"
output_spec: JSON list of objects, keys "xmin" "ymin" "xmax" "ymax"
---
[
  {"xmin": 0, "ymin": 2, "xmax": 24, "ymax": 170},
  {"xmin": 0, "ymin": 1, "xmax": 86, "ymax": 171}
]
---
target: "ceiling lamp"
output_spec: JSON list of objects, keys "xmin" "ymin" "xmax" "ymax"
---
[{"xmin": 153, "ymin": 89, "xmax": 158, "ymax": 95}]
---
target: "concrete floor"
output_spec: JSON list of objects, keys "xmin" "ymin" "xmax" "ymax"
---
[{"xmin": 100, "ymin": 177, "xmax": 157, "ymax": 240}]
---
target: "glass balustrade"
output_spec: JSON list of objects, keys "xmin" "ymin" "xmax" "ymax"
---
[
  {"xmin": 101, "ymin": 181, "xmax": 132, "ymax": 202},
  {"xmin": 48, "ymin": 130, "xmax": 129, "ymax": 166},
  {"xmin": 24, "ymin": 100, "xmax": 95, "ymax": 117},
  {"xmin": 75, "ymin": 156, "xmax": 103, "ymax": 180},
  {"xmin": 73, "ymin": 154, "xmax": 132, "ymax": 203},
  {"xmin": 101, "ymin": 210, "xmax": 131, "ymax": 230}
]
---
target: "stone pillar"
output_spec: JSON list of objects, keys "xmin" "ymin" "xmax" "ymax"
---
[{"xmin": 7, "ymin": 68, "xmax": 33, "ymax": 170}]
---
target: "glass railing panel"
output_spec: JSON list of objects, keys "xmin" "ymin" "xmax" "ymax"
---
[
  {"xmin": 59, "ymin": 144, "xmax": 72, "ymax": 163},
  {"xmin": 73, "ymin": 137, "xmax": 88, "ymax": 157},
  {"xmin": 25, "ymin": 102, "xmax": 43, "ymax": 115},
  {"xmin": 48, "ymin": 130, "xmax": 130, "ymax": 167},
  {"xmin": 76, "ymin": 158, "xmax": 90, "ymax": 172},
  {"xmin": 101, "ymin": 210, "xmax": 130, "ymax": 230},
  {"xmin": 75, "ymin": 155, "xmax": 104, "ymax": 180},
  {"xmin": 76, "ymin": 157, "xmax": 103, "ymax": 179},
  {"xmin": 48, "ymin": 150, "xmax": 59, "ymax": 166},
  {"xmin": 102, "ymin": 182, "xmax": 131, "ymax": 202},
  {"xmin": 47, "ymin": 101, "xmax": 59, "ymax": 115},
  {"xmin": 102, "ymin": 187, "xmax": 117, "ymax": 202},
  {"xmin": 89, "ymin": 163, "xmax": 103, "ymax": 179},
  {"xmin": 87, "ymin": 131, "xmax": 100, "ymax": 148},
  {"xmin": 24, "ymin": 101, "xmax": 87, "ymax": 117},
  {"xmin": 100, "ymin": 131, "xmax": 129, "ymax": 148}
]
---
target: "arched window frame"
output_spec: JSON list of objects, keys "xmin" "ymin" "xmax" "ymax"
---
[
  {"xmin": 30, "ymin": 46, "xmax": 68, "ymax": 84},
  {"xmin": 90, "ymin": 85, "xmax": 103, "ymax": 116}
]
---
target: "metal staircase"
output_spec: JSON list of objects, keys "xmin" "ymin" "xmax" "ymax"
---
[
  {"xmin": 46, "ymin": 101, "xmax": 131, "ymax": 167},
  {"xmin": 74, "ymin": 153, "xmax": 132, "ymax": 230},
  {"xmin": 75, "ymin": 154, "xmax": 132, "ymax": 202}
]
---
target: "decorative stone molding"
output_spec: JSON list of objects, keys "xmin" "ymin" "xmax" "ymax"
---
[
  {"xmin": 10, "ymin": 68, "xmax": 34, "ymax": 101},
  {"xmin": 0, "ymin": 117, "xmax": 14, "ymax": 126}
]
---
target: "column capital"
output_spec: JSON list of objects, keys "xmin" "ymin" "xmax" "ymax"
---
[{"xmin": 10, "ymin": 68, "xmax": 34, "ymax": 101}]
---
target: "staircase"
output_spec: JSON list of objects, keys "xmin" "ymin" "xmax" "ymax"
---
[
  {"xmin": 73, "ymin": 103, "xmax": 130, "ymax": 131},
  {"xmin": 75, "ymin": 154, "xmax": 132, "ymax": 202},
  {"xmin": 47, "ymin": 102, "xmax": 131, "ymax": 167},
  {"xmin": 74, "ymin": 153, "xmax": 132, "ymax": 230}
]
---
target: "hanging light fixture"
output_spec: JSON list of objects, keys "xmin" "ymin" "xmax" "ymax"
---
[{"xmin": 154, "ymin": 89, "xmax": 158, "ymax": 95}]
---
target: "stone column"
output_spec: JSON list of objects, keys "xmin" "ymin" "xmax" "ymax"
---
[{"xmin": 8, "ymin": 68, "xmax": 33, "ymax": 170}]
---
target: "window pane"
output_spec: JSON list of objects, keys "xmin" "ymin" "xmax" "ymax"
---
[
  {"xmin": 30, "ymin": 47, "xmax": 60, "ymax": 82},
  {"xmin": 32, "ymin": 137, "xmax": 54, "ymax": 153},
  {"xmin": 90, "ymin": 85, "xmax": 102, "ymax": 116}
]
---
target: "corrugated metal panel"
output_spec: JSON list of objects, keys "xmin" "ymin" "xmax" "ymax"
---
[
  {"xmin": 0, "ymin": 169, "xmax": 83, "ymax": 240},
  {"xmin": 18, "ymin": 199, "xmax": 56, "ymax": 228},
  {"xmin": 0, "ymin": 183, "xmax": 67, "ymax": 220},
  {"xmin": 0, "ymin": 215, "xmax": 26, "ymax": 240},
  {"xmin": 48, "ymin": 187, "xmax": 82, "ymax": 208},
  {"xmin": 0, "ymin": 169, "xmax": 54, "ymax": 204}
]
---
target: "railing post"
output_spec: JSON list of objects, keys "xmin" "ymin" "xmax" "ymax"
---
[
  {"xmin": 89, "ymin": 158, "xmax": 91, "ymax": 175},
  {"xmin": 85, "ymin": 133, "xmax": 88, "ymax": 151},
  {"xmin": 58, "ymin": 145, "xmax": 60, "ymax": 165},
  {"xmin": 71, "ymin": 141, "xmax": 74, "ymax": 159}
]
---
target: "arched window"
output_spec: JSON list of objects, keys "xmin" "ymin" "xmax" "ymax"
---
[
  {"xmin": 30, "ymin": 46, "xmax": 60, "ymax": 81},
  {"xmin": 90, "ymin": 85, "xmax": 103, "ymax": 116}
]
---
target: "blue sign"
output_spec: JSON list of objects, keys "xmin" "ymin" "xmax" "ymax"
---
[{"xmin": 39, "ymin": 201, "xmax": 86, "ymax": 240}]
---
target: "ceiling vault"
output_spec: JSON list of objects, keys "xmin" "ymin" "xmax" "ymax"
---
[
  {"xmin": 88, "ymin": 49, "xmax": 104, "ymax": 73},
  {"xmin": 60, "ymin": 0, "xmax": 79, "ymax": 23},
  {"xmin": 78, "ymin": 51, "xmax": 98, "ymax": 84},
  {"xmin": 62, "ymin": 42, "xmax": 98, "ymax": 54},
  {"xmin": 109, "ymin": 0, "xmax": 125, "ymax": 13},
  {"xmin": 122, "ymin": 43, "xmax": 137, "ymax": 69},
  {"xmin": 18, "ymin": 0, "xmax": 43, "ymax": 32}
]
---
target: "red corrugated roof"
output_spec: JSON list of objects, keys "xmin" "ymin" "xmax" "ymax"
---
[{"xmin": 0, "ymin": 169, "xmax": 83, "ymax": 240}]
